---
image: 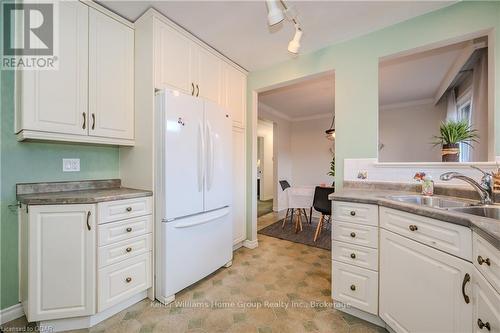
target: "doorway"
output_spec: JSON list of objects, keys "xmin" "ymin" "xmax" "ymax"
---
[{"xmin": 257, "ymin": 119, "xmax": 274, "ymax": 217}]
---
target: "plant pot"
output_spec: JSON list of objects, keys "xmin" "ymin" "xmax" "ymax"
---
[{"xmin": 442, "ymin": 143, "xmax": 459, "ymax": 162}]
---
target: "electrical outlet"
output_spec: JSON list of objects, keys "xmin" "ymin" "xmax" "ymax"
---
[{"xmin": 63, "ymin": 159, "xmax": 80, "ymax": 172}]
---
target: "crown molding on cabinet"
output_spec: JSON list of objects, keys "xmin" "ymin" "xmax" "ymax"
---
[{"xmin": 82, "ymin": 1, "xmax": 134, "ymax": 29}]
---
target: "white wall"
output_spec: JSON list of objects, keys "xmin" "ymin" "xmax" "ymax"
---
[
  {"xmin": 257, "ymin": 119, "xmax": 274, "ymax": 201},
  {"xmin": 258, "ymin": 103, "xmax": 292, "ymax": 211},
  {"xmin": 379, "ymin": 100, "xmax": 446, "ymax": 162},
  {"xmin": 290, "ymin": 117, "xmax": 334, "ymax": 186}
]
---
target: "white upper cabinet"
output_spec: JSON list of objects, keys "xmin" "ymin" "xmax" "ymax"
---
[
  {"xmin": 15, "ymin": 2, "xmax": 135, "ymax": 146},
  {"xmin": 224, "ymin": 64, "xmax": 246, "ymax": 128},
  {"xmin": 153, "ymin": 16, "xmax": 244, "ymax": 109},
  {"xmin": 15, "ymin": 1, "xmax": 89, "ymax": 136},
  {"xmin": 194, "ymin": 47, "xmax": 222, "ymax": 104},
  {"xmin": 25, "ymin": 204, "xmax": 96, "ymax": 321},
  {"xmin": 154, "ymin": 19, "xmax": 193, "ymax": 93},
  {"xmin": 89, "ymin": 9, "xmax": 134, "ymax": 140}
]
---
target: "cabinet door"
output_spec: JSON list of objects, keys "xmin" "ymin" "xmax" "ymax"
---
[
  {"xmin": 195, "ymin": 47, "xmax": 222, "ymax": 104},
  {"xmin": 224, "ymin": 65, "xmax": 246, "ymax": 128},
  {"xmin": 16, "ymin": 1, "xmax": 88, "ymax": 135},
  {"xmin": 27, "ymin": 204, "xmax": 96, "ymax": 321},
  {"xmin": 473, "ymin": 270, "xmax": 500, "ymax": 333},
  {"xmin": 154, "ymin": 19, "xmax": 193, "ymax": 93},
  {"xmin": 232, "ymin": 127, "xmax": 246, "ymax": 244},
  {"xmin": 380, "ymin": 229, "xmax": 472, "ymax": 333},
  {"xmin": 89, "ymin": 9, "xmax": 134, "ymax": 140}
]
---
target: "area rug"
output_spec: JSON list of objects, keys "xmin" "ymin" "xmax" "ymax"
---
[{"xmin": 258, "ymin": 217, "xmax": 331, "ymax": 250}]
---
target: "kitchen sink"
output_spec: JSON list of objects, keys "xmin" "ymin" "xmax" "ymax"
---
[
  {"xmin": 448, "ymin": 206, "xmax": 500, "ymax": 219},
  {"xmin": 387, "ymin": 195, "xmax": 473, "ymax": 209}
]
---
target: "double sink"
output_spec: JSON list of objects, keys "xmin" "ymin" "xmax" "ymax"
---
[{"xmin": 388, "ymin": 195, "xmax": 500, "ymax": 220}]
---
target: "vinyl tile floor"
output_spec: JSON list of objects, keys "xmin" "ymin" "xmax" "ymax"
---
[{"xmin": 2, "ymin": 212, "xmax": 386, "ymax": 333}]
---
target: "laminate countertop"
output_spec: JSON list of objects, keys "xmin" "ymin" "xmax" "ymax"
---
[
  {"xmin": 16, "ymin": 179, "xmax": 152, "ymax": 205},
  {"xmin": 329, "ymin": 188, "xmax": 500, "ymax": 251}
]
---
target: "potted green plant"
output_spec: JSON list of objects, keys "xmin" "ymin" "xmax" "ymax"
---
[
  {"xmin": 432, "ymin": 120, "xmax": 479, "ymax": 162},
  {"xmin": 327, "ymin": 156, "xmax": 335, "ymax": 185}
]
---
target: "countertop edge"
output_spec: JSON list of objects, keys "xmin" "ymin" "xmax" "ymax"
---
[
  {"xmin": 330, "ymin": 193, "xmax": 500, "ymax": 251},
  {"xmin": 17, "ymin": 189, "xmax": 153, "ymax": 205}
]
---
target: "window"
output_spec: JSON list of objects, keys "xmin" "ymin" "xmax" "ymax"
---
[{"xmin": 456, "ymin": 91, "xmax": 472, "ymax": 162}]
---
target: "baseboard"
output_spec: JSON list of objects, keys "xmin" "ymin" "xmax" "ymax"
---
[
  {"xmin": 0, "ymin": 303, "xmax": 24, "ymax": 324},
  {"xmin": 242, "ymin": 239, "xmax": 258, "ymax": 249},
  {"xmin": 334, "ymin": 301, "xmax": 386, "ymax": 328}
]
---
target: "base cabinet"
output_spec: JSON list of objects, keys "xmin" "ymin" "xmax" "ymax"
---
[
  {"xmin": 379, "ymin": 229, "xmax": 472, "ymax": 333},
  {"xmin": 20, "ymin": 204, "xmax": 96, "ymax": 321},
  {"xmin": 472, "ymin": 258, "xmax": 500, "ymax": 333}
]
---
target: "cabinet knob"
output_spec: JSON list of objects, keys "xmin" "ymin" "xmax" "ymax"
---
[
  {"xmin": 350, "ymin": 232, "xmax": 356, "ymax": 238},
  {"xmin": 126, "ymin": 227, "xmax": 132, "ymax": 232},
  {"xmin": 350, "ymin": 284, "xmax": 356, "ymax": 291},
  {"xmin": 477, "ymin": 256, "xmax": 491, "ymax": 266},
  {"xmin": 477, "ymin": 319, "xmax": 491, "ymax": 331},
  {"xmin": 409, "ymin": 225, "xmax": 418, "ymax": 231},
  {"xmin": 350, "ymin": 253, "xmax": 356, "ymax": 259},
  {"xmin": 350, "ymin": 211, "xmax": 356, "ymax": 216},
  {"xmin": 126, "ymin": 207, "xmax": 132, "ymax": 212},
  {"xmin": 125, "ymin": 277, "xmax": 132, "ymax": 283},
  {"xmin": 126, "ymin": 247, "xmax": 132, "ymax": 253}
]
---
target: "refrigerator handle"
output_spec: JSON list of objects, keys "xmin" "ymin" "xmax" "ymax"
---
[
  {"xmin": 197, "ymin": 121, "xmax": 205, "ymax": 192},
  {"xmin": 206, "ymin": 121, "xmax": 215, "ymax": 191}
]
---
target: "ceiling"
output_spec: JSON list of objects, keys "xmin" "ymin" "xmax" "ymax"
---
[
  {"xmin": 379, "ymin": 40, "xmax": 469, "ymax": 106},
  {"xmin": 259, "ymin": 73, "xmax": 334, "ymax": 119},
  {"xmin": 98, "ymin": 1, "xmax": 454, "ymax": 71}
]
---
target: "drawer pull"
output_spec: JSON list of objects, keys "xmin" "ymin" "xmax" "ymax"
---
[
  {"xmin": 86, "ymin": 211, "xmax": 91, "ymax": 231},
  {"xmin": 477, "ymin": 256, "xmax": 491, "ymax": 266},
  {"xmin": 350, "ymin": 211, "xmax": 356, "ymax": 216},
  {"xmin": 477, "ymin": 319, "xmax": 491, "ymax": 331},
  {"xmin": 409, "ymin": 225, "xmax": 418, "ymax": 231},
  {"xmin": 125, "ymin": 277, "xmax": 132, "ymax": 283},
  {"xmin": 350, "ymin": 284, "xmax": 356, "ymax": 291},
  {"xmin": 126, "ymin": 227, "xmax": 132, "ymax": 232},
  {"xmin": 126, "ymin": 207, "xmax": 132, "ymax": 212},
  {"xmin": 350, "ymin": 232, "xmax": 356, "ymax": 238},
  {"xmin": 126, "ymin": 247, "xmax": 132, "ymax": 253},
  {"xmin": 350, "ymin": 253, "xmax": 356, "ymax": 259},
  {"xmin": 461, "ymin": 273, "xmax": 470, "ymax": 304}
]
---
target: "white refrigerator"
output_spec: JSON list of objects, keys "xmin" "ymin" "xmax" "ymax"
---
[{"xmin": 155, "ymin": 89, "xmax": 233, "ymax": 304}]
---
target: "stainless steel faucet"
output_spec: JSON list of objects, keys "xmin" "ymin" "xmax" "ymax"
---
[{"xmin": 440, "ymin": 166, "xmax": 494, "ymax": 205}]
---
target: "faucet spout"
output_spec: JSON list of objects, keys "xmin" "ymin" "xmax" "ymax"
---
[{"xmin": 439, "ymin": 171, "xmax": 493, "ymax": 205}]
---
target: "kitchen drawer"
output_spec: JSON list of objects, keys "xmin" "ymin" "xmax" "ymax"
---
[
  {"xmin": 380, "ymin": 207, "xmax": 472, "ymax": 260},
  {"xmin": 332, "ymin": 240, "xmax": 378, "ymax": 271},
  {"xmin": 473, "ymin": 232, "xmax": 500, "ymax": 294},
  {"xmin": 98, "ymin": 215, "xmax": 152, "ymax": 246},
  {"xmin": 333, "ymin": 220, "xmax": 378, "ymax": 249},
  {"xmin": 333, "ymin": 201, "xmax": 378, "ymax": 226},
  {"xmin": 98, "ymin": 233, "xmax": 152, "ymax": 268},
  {"xmin": 332, "ymin": 260, "xmax": 378, "ymax": 315},
  {"xmin": 98, "ymin": 252, "xmax": 152, "ymax": 312},
  {"xmin": 98, "ymin": 196, "xmax": 152, "ymax": 224}
]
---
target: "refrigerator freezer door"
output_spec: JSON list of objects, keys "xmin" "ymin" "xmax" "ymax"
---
[
  {"xmin": 158, "ymin": 207, "xmax": 232, "ymax": 300},
  {"xmin": 162, "ymin": 90, "xmax": 205, "ymax": 220},
  {"xmin": 204, "ymin": 100, "xmax": 232, "ymax": 211}
]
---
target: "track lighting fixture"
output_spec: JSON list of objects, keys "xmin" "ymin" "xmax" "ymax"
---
[
  {"xmin": 288, "ymin": 25, "xmax": 302, "ymax": 54},
  {"xmin": 266, "ymin": 0, "xmax": 285, "ymax": 26},
  {"xmin": 265, "ymin": 0, "xmax": 303, "ymax": 54}
]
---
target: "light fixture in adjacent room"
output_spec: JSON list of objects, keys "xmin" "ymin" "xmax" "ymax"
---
[
  {"xmin": 325, "ymin": 115, "xmax": 335, "ymax": 141},
  {"xmin": 266, "ymin": 0, "xmax": 284, "ymax": 26},
  {"xmin": 288, "ymin": 25, "xmax": 302, "ymax": 54}
]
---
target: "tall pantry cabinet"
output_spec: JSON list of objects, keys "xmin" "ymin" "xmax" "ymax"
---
[{"xmin": 120, "ymin": 9, "xmax": 247, "ymax": 249}]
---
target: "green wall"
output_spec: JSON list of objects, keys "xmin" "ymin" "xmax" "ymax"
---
[
  {"xmin": 0, "ymin": 61, "xmax": 120, "ymax": 309},
  {"xmin": 246, "ymin": 1, "xmax": 500, "ymax": 239}
]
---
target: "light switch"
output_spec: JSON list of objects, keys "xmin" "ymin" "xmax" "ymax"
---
[{"xmin": 63, "ymin": 159, "xmax": 80, "ymax": 172}]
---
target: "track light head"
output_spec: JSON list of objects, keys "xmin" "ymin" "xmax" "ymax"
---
[
  {"xmin": 288, "ymin": 27, "xmax": 302, "ymax": 54},
  {"xmin": 266, "ymin": 0, "xmax": 284, "ymax": 26}
]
